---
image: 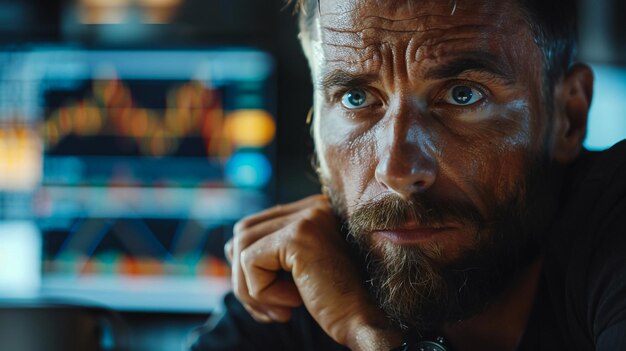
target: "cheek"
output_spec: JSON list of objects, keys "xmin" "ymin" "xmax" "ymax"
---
[
  {"xmin": 475, "ymin": 146, "xmax": 530, "ymax": 206},
  {"xmin": 442, "ymin": 105, "xmax": 536, "ymax": 207},
  {"xmin": 314, "ymin": 106, "xmax": 378, "ymax": 209}
]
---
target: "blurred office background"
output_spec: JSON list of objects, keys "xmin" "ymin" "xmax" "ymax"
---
[{"xmin": 0, "ymin": 0, "xmax": 624, "ymax": 350}]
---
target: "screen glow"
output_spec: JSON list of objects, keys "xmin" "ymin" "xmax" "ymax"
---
[
  {"xmin": 584, "ymin": 64, "xmax": 626, "ymax": 150},
  {"xmin": 0, "ymin": 222, "xmax": 41, "ymax": 297}
]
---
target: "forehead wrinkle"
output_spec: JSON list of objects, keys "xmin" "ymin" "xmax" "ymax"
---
[
  {"xmin": 411, "ymin": 36, "xmax": 495, "ymax": 67},
  {"xmin": 322, "ymin": 52, "xmax": 381, "ymax": 80},
  {"xmin": 321, "ymin": 26, "xmax": 502, "ymax": 78},
  {"xmin": 316, "ymin": 0, "xmax": 520, "ymax": 44},
  {"xmin": 323, "ymin": 56, "xmax": 378, "ymax": 71},
  {"xmin": 321, "ymin": 16, "xmax": 500, "ymax": 55},
  {"xmin": 407, "ymin": 26, "xmax": 512, "ymax": 77},
  {"xmin": 325, "ymin": 13, "xmax": 501, "ymax": 32},
  {"xmin": 319, "ymin": 0, "xmax": 504, "ymax": 31},
  {"xmin": 319, "ymin": 25, "xmax": 382, "ymax": 73},
  {"xmin": 321, "ymin": 26, "xmax": 362, "ymax": 47},
  {"xmin": 322, "ymin": 40, "xmax": 379, "ymax": 53},
  {"xmin": 315, "ymin": 0, "xmax": 529, "ymax": 92},
  {"xmin": 324, "ymin": 26, "xmax": 447, "ymax": 36}
]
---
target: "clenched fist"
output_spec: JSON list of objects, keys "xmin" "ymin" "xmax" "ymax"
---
[{"xmin": 225, "ymin": 195, "xmax": 403, "ymax": 350}]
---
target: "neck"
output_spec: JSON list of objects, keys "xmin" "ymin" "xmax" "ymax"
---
[{"xmin": 442, "ymin": 257, "xmax": 543, "ymax": 351}]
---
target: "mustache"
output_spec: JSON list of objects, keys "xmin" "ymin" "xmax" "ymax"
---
[{"xmin": 347, "ymin": 193, "xmax": 486, "ymax": 236}]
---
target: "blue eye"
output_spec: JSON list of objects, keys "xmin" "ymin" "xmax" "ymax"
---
[
  {"xmin": 341, "ymin": 88, "xmax": 374, "ymax": 109},
  {"xmin": 445, "ymin": 85, "xmax": 483, "ymax": 106}
]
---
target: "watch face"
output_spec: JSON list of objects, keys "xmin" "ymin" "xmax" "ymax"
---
[{"xmin": 415, "ymin": 340, "xmax": 448, "ymax": 351}]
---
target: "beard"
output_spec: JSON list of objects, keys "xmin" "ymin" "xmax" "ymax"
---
[{"xmin": 322, "ymin": 155, "xmax": 558, "ymax": 332}]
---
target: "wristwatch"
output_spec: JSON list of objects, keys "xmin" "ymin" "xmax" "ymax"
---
[{"xmin": 391, "ymin": 336, "xmax": 450, "ymax": 351}]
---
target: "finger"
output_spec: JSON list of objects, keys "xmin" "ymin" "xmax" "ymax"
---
[
  {"xmin": 235, "ymin": 194, "xmax": 328, "ymax": 232},
  {"xmin": 242, "ymin": 303, "xmax": 272, "ymax": 323},
  {"xmin": 231, "ymin": 200, "xmax": 333, "ymax": 265},
  {"xmin": 243, "ymin": 302, "xmax": 294, "ymax": 324},
  {"xmin": 236, "ymin": 259, "xmax": 301, "ymax": 321},
  {"xmin": 240, "ymin": 227, "xmax": 305, "ymax": 307},
  {"xmin": 231, "ymin": 196, "xmax": 330, "ymax": 323},
  {"xmin": 234, "ymin": 246, "xmax": 302, "ymax": 311},
  {"xmin": 240, "ymin": 236, "xmax": 285, "ymax": 300},
  {"xmin": 233, "ymin": 212, "xmax": 307, "ymax": 252},
  {"xmin": 254, "ymin": 279, "xmax": 303, "ymax": 307},
  {"xmin": 231, "ymin": 209, "xmax": 320, "ymax": 303},
  {"xmin": 232, "ymin": 230, "xmax": 274, "ymax": 310},
  {"xmin": 232, "ymin": 251, "xmax": 252, "ymax": 306},
  {"xmin": 264, "ymin": 305, "xmax": 294, "ymax": 322}
]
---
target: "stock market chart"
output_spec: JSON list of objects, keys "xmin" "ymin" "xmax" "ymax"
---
[{"xmin": 0, "ymin": 48, "xmax": 275, "ymax": 311}]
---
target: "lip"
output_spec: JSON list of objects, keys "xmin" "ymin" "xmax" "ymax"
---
[{"xmin": 373, "ymin": 224, "xmax": 461, "ymax": 245}]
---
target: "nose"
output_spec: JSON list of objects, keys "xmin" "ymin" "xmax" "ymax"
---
[{"xmin": 374, "ymin": 116, "xmax": 437, "ymax": 199}]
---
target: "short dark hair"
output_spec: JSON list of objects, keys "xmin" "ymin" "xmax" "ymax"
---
[{"xmin": 289, "ymin": 0, "xmax": 578, "ymax": 98}]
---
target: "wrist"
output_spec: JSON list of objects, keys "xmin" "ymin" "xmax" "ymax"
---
[
  {"xmin": 344, "ymin": 315, "xmax": 403, "ymax": 351},
  {"xmin": 389, "ymin": 336, "xmax": 451, "ymax": 351}
]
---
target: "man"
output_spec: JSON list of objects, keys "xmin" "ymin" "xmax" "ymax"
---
[{"xmin": 191, "ymin": 0, "xmax": 626, "ymax": 350}]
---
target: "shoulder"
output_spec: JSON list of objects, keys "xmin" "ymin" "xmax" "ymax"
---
[
  {"xmin": 544, "ymin": 139, "xmax": 626, "ymax": 348},
  {"xmin": 548, "ymin": 139, "xmax": 626, "ymax": 248},
  {"xmin": 189, "ymin": 292, "xmax": 347, "ymax": 351}
]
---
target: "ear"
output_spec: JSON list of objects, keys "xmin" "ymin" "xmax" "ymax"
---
[{"xmin": 551, "ymin": 64, "xmax": 594, "ymax": 164}]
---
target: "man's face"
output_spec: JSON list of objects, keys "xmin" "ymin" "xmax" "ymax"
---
[{"xmin": 309, "ymin": 0, "xmax": 561, "ymax": 330}]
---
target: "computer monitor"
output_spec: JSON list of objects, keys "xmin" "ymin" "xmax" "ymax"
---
[{"xmin": 0, "ymin": 47, "xmax": 275, "ymax": 312}]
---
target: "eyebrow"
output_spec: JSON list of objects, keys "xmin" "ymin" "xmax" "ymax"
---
[
  {"xmin": 318, "ymin": 52, "xmax": 515, "ymax": 91},
  {"xmin": 424, "ymin": 52, "xmax": 515, "ymax": 83},
  {"xmin": 318, "ymin": 70, "xmax": 378, "ymax": 91}
]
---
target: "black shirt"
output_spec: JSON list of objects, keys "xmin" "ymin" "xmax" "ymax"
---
[
  {"xmin": 518, "ymin": 140, "xmax": 626, "ymax": 350},
  {"xmin": 191, "ymin": 140, "xmax": 626, "ymax": 351}
]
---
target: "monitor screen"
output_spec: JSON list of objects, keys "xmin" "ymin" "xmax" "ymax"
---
[{"xmin": 0, "ymin": 47, "xmax": 275, "ymax": 311}]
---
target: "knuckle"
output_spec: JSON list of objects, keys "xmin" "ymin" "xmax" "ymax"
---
[
  {"xmin": 304, "ymin": 206, "xmax": 327, "ymax": 221},
  {"xmin": 293, "ymin": 217, "xmax": 316, "ymax": 235},
  {"xmin": 240, "ymin": 248, "xmax": 255, "ymax": 268},
  {"xmin": 233, "ymin": 234, "xmax": 250, "ymax": 252},
  {"xmin": 290, "ymin": 219, "xmax": 322, "ymax": 249},
  {"xmin": 248, "ymin": 287, "xmax": 261, "ymax": 300},
  {"xmin": 306, "ymin": 206, "xmax": 323, "ymax": 218},
  {"xmin": 234, "ymin": 217, "xmax": 254, "ymax": 234}
]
